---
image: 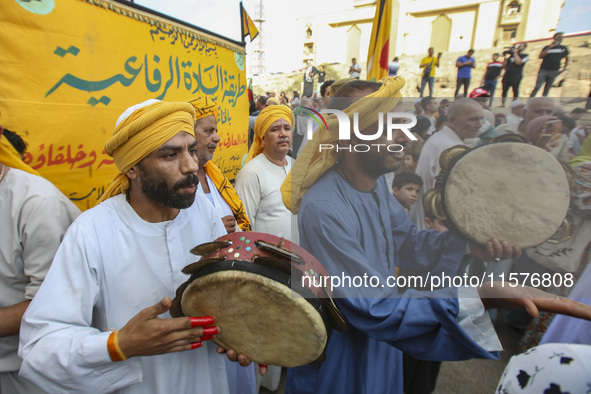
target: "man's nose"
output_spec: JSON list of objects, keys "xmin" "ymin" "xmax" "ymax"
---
[{"xmin": 182, "ymin": 151, "xmax": 199, "ymax": 173}]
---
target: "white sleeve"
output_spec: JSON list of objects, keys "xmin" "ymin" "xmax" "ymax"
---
[
  {"xmin": 234, "ymin": 165, "xmax": 262, "ymax": 231},
  {"xmin": 21, "ymin": 195, "xmax": 80, "ymax": 299},
  {"xmin": 18, "ymin": 221, "xmax": 143, "ymax": 393},
  {"xmin": 456, "ymin": 287, "xmax": 503, "ymax": 352}
]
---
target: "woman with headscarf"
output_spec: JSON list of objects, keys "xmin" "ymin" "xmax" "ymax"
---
[{"xmin": 525, "ymin": 115, "xmax": 571, "ymax": 162}]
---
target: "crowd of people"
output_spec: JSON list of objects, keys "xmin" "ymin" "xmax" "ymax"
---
[{"xmin": 2, "ymin": 48, "xmax": 591, "ymax": 394}]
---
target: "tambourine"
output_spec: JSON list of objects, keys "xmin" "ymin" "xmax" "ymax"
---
[
  {"xmin": 170, "ymin": 232, "xmax": 347, "ymax": 367},
  {"xmin": 424, "ymin": 142, "xmax": 571, "ymax": 248}
]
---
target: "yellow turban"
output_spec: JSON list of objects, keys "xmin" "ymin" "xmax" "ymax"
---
[
  {"xmin": 245, "ymin": 105, "xmax": 292, "ymax": 163},
  {"xmin": 0, "ymin": 130, "xmax": 40, "ymax": 176},
  {"xmin": 266, "ymin": 97, "xmax": 280, "ymax": 106},
  {"xmin": 188, "ymin": 96, "xmax": 219, "ymax": 121},
  {"xmin": 281, "ymin": 76, "xmax": 405, "ymax": 214},
  {"xmin": 97, "ymin": 100, "xmax": 196, "ymax": 204}
]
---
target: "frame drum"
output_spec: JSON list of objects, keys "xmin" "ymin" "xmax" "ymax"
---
[
  {"xmin": 433, "ymin": 142, "xmax": 570, "ymax": 248},
  {"xmin": 171, "ymin": 232, "xmax": 347, "ymax": 367}
]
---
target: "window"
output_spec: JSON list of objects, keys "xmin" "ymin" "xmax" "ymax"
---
[{"xmin": 506, "ymin": 1, "xmax": 521, "ymax": 16}]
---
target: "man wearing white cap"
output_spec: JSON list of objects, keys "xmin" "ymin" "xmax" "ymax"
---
[
  {"xmin": 496, "ymin": 97, "xmax": 554, "ymax": 136},
  {"xmin": 505, "ymin": 100, "xmax": 525, "ymax": 125},
  {"xmin": 18, "ymin": 100, "xmax": 259, "ymax": 394}
]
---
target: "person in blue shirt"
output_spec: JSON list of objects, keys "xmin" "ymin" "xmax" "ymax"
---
[
  {"xmin": 388, "ymin": 57, "xmax": 400, "ymax": 76},
  {"xmin": 454, "ymin": 49, "xmax": 476, "ymax": 97},
  {"xmin": 280, "ymin": 77, "xmax": 591, "ymax": 394}
]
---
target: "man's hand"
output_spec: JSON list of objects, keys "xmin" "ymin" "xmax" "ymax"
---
[
  {"xmin": 222, "ymin": 215, "xmax": 237, "ymax": 233},
  {"xmin": 543, "ymin": 133, "xmax": 563, "ymax": 151},
  {"xmin": 117, "ymin": 297, "xmax": 218, "ymax": 358},
  {"xmin": 217, "ymin": 347, "xmax": 268, "ymax": 376},
  {"xmin": 478, "ymin": 283, "xmax": 591, "ymax": 321},
  {"xmin": 468, "ymin": 238, "xmax": 521, "ymax": 262}
]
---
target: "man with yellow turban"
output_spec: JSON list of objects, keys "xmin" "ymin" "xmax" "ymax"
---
[
  {"xmin": 283, "ymin": 78, "xmax": 591, "ymax": 394},
  {"xmin": 18, "ymin": 100, "xmax": 258, "ymax": 394},
  {"xmin": 235, "ymin": 105, "xmax": 298, "ymax": 244},
  {"xmin": 188, "ymin": 96, "xmax": 251, "ymax": 233}
]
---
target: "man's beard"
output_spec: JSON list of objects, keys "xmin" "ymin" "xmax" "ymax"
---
[
  {"xmin": 138, "ymin": 165, "xmax": 198, "ymax": 209},
  {"xmin": 356, "ymin": 152, "xmax": 401, "ymax": 179}
]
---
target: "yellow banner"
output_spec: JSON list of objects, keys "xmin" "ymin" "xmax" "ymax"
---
[{"xmin": 0, "ymin": 0, "xmax": 248, "ymax": 210}]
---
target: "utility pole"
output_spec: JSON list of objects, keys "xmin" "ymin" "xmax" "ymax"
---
[{"xmin": 249, "ymin": 0, "xmax": 265, "ymax": 75}]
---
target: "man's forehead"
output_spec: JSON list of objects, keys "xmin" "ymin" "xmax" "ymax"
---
[
  {"xmin": 270, "ymin": 117, "xmax": 290, "ymax": 126},
  {"xmin": 463, "ymin": 106, "xmax": 483, "ymax": 117},
  {"xmin": 195, "ymin": 115, "xmax": 217, "ymax": 129},
  {"xmin": 160, "ymin": 131, "xmax": 196, "ymax": 147}
]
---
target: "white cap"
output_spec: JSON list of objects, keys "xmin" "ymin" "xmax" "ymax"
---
[
  {"xmin": 510, "ymin": 100, "xmax": 524, "ymax": 108},
  {"xmin": 115, "ymin": 99, "xmax": 160, "ymax": 127}
]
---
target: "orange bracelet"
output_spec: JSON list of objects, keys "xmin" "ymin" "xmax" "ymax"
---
[{"xmin": 107, "ymin": 330, "xmax": 128, "ymax": 362}]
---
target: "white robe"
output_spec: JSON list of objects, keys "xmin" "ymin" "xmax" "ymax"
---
[
  {"xmin": 234, "ymin": 154, "xmax": 298, "ymax": 244},
  {"xmin": 19, "ymin": 193, "xmax": 247, "ymax": 394},
  {"xmin": 198, "ymin": 173, "xmax": 234, "ymax": 220},
  {"xmin": 410, "ymin": 126, "xmax": 465, "ymax": 230}
]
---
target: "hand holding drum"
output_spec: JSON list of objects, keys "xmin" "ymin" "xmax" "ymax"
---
[{"xmin": 170, "ymin": 232, "xmax": 347, "ymax": 368}]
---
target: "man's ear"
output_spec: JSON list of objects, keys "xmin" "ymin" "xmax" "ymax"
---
[
  {"xmin": 392, "ymin": 187, "xmax": 399, "ymax": 197},
  {"xmin": 127, "ymin": 165, "xmax": 139, "ymax": 180}
]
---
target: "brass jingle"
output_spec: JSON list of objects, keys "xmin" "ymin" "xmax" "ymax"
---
[
  {"xmin": 491, "ymin": 133, "xmax": 529, "ymax": 144},
  {"xmin": 430, "ymin": 190, "xmax": 447, "ymax": 222},
  {"xmin": 423, "ymin": 189, "xmax": 447, "ymax": 222},
  {"xmin": 546, "ymin": 213, "xmax": 575, "ymax": 244},
  {"xmin": 190, "ymin": 241, "xmax": 232, "ymax": 256},
  {"xmin": 422, "ymin": 189, "xmax": 438, "ymax": 216},
  {"xmin": 559, "ymin": 161, "xmax": 576, "ymax": 188},
  {"xmin": 182, "ymin": 257, "xmax": 226, "ymax": 274},
  {"xmin": 439, "ymin": 145, "xmax": 469, "ymax": 171}
]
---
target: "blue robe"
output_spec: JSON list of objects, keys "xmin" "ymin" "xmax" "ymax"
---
[{"xmin": 287, "ymin": 169, "xmax": 498, "ymax": 394}]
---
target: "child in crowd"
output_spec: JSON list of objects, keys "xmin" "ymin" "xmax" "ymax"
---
[
  {"xmin": 402, "ymin": 151, "xmax": 419, "ymax": 173},
  {"xmin": 392, "ymin": 172, "xmax": 423, "ymax": 213}
]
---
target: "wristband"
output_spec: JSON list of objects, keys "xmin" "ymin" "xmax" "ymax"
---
[{"xmin": 107, "ymin": 330, "xmax": 128, "ymax": 362}]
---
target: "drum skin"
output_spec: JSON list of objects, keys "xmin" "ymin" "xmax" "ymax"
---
[
  {"xmin": 172, "ymin": 232, "xmax": 346, "ymax": 367},
  {"xmin": 442, "ymin": 142, "xmax": 570, "ymax": 248},
  {"xmin": 181, "ymin": 270, "xmax": 327, "ymax": 367}
]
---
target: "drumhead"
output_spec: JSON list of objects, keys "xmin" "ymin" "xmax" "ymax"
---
[
  {"xmin": 181, "ymin": 270, "xmax": 327, "ymax": 367},
  {"xmin": 443, "ymin": 142, "xmax": 570, "ymax": 248}
]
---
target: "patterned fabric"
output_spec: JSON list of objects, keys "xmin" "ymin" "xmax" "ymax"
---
[
  {"xmin": 572, "ymin": 162, "xmax": 591, "ymax": 219},
  {"xmin": 497, "ymin": 343, "xmax": 591, "ymax": 393},
  {"xmin": 203, "ymin": 162, "xmax": 251, "ymax": 231},
  {"xmin": 188, "ymin": 96, "xmax": 219, "ymax": 121}
]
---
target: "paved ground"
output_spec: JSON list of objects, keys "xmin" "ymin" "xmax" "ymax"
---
[
  {"xmin": 261, "ymin": 309, "xmax": 525, "ymax": 394},
  {"xmin": 435, "ymin": 310, "xmax": 523, "ymax": 393}
]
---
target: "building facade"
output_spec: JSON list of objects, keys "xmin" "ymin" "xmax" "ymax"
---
[{"xmin": 298, "ymin": 0, "xmax": 564, "ymax": 66}]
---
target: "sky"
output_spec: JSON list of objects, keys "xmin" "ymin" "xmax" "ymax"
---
[
  {"xmin": 135, "ymin": 0, "xmax": 590, "ymax": 73},
  {"xmin": 557, "ymin": 0, "xmax": 591, "ymax": 33}
]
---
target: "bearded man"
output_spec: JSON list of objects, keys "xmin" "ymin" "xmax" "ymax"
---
[{"xmin": 18, "ymin": 100, "xmax": 260, "ymax": 394}]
